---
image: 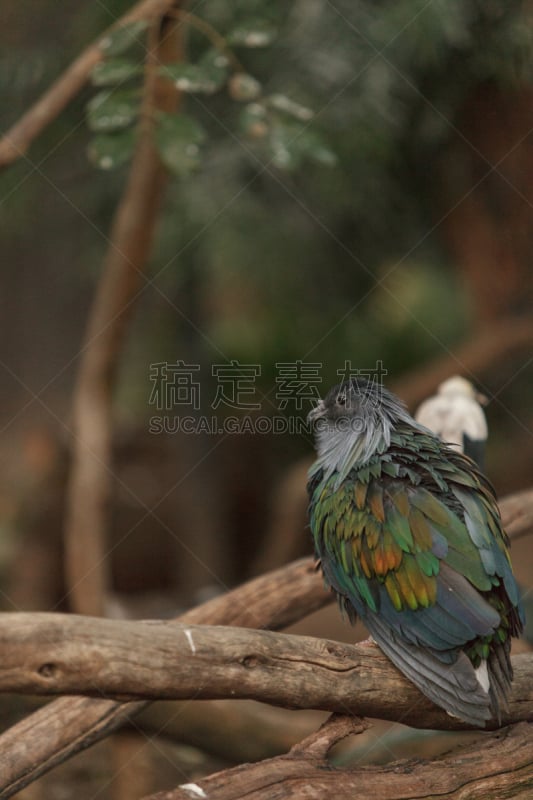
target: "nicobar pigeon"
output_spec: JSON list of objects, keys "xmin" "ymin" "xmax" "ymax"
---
[
  {"xmin": 415, "ymin": 376, "xmax": 488, "ymax": 469},
  {"xmin": 307, "ymin": 378, "xmax": 524, "ymax": 726}
]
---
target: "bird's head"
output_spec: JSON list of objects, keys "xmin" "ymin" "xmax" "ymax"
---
[{"xmin": 308, "ymin": 378, "xmax": 411, "ymax": 482}]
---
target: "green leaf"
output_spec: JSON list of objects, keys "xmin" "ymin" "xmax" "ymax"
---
[
  {"xmin": 159, "ymin": 63, "xmax": 217, "ymax": 93},
  {"xmin": 269, "ymin": 121, "xmax": 301, "ymax": 169},
  {"xmin": 90, "ymin": 58, "xmax": 143, "ymax": 87},
  {"xmin": 98, "ymin": 20, "xmax": 148, "ymax": 56},
  {"xmin": 86, "ymin": 89, "xmax": 140, "ymax": 133},
  {"xmin": 267, "ymin": 119, "xmax": 337, "ymax": 170},
  {"xmin": 155, "ymin": 112, "xmax": 207, "ymax": 177},
  {"xmin": 239, "ymin": 103, "xmax": 269, "ymax": 139},
  {"xmin": 87, "ymin": 129, "xmax": 136, "ymax": 170},
  {"xmin": 199, "ymin": 47, "xmax": 230, "ymax": 87},
  {"xmin": 159, "ymin": 49, "xmax": 229, "ymax": 94},
  {"xmin": 228, "ymin": 73, "xmax": 262, "ymax": 102},
  {"xmin": 267, "ymin": 94, "xmax": 314, "ymax": 121},
  {"xmin": 298, "ymin": 130, "xmax": 338, "ymax": 167},
  {"xmin": 227, "ymin": 19, "xmax": 277, "ymax": 48}
]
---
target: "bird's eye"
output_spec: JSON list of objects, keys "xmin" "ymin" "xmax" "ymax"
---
[{"xmin": 337, "ymin": 394, "xmax": 346, "ymax": 406}]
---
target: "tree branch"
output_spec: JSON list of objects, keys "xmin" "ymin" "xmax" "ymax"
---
[
  {"xmin": 0, "ymin": 0, "xmax": 179, "ymax": 169},
  {"xmin": 0, "ymin": 558, "xmax": 329, "ymax": 798},
  {"xmin": 286, "ymin": 712, "xmax": 367, "ymax": 759},
  {"xmin": 63, "ymin": 11, "xmax": 184, "ymax": 616},
  {"xmin": 0, "ymin": 613, "xmax": 530, "ymax": 731},
  {"xmin": 0, "ymin": 486, "xmax": 530, "ymax": 797},
  {"xmin": 144, "ymin": 721, "xmax": 533, "ymax": 800}
]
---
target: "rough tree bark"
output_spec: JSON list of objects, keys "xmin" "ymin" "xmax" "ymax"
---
[
  {"xmin": 0, "ymin": 614, "xmax": 530, "ymax": 731},
  {"xmin": 145, "ymin": 718, "xmax": 533, "ymax": 800},
  {"xmin": 0, "ymin": 558, "xmax": 329, "ymax": 798},
  {"xmin": 0, "ymin": 488, "xmax": 530, "ymax": 797},
  {"xmin": 0, "ymin": 615, "xmax": 531, "ymax": 799}
]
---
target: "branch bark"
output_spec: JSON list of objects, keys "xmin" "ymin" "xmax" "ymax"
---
[
  {"xmin": 145, "ymin": 720, "xmax": 533, "ymax": 800},
  {"xmin": 0, "ymin": 558, "xmax": 329, "ymax": 798},
  {"xmin": 0, "ymin": 0, "xmax": 178, "ymax": 169},
  {"xmin": 63, "ymin": 11, "xmax": 183, "ymax": 616},
  {"xmin": 0, "ymin": 489, "xmax": 530, "ymax": 797},
  {"xmin": 0, "ymin": 613, "xmax": 530, "ymax": 731}
]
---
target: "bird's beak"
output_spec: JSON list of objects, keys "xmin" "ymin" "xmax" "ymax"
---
[
  {"xmin": 307, "ymin": 400, "xmax": 326, "ymax": 424},
  {"xmin": 476, "ymin": 391, "xmax": 489, "ymax": 406}
]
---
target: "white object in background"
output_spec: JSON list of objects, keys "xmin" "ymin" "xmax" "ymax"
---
[{"xmin": 415, "ymin": 375, "xmax": 488, "ymax": 467}]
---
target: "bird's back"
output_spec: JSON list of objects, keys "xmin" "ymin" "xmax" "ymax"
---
[{"xmin": 308, "ymin": 424, "xmax": 523, "ymax": 726}]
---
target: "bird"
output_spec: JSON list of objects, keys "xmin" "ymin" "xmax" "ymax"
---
[
  {"xmin": 415, "ymin": 376, "xmax": 488, "ymax": 469},
  {"xmin": 307, "ymin": 378, "xmax": 524, "ymax": 727}
]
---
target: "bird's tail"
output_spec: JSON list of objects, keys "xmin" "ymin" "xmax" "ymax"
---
[{"xmin": 367, "ymin": 615, "xmax": 493, "ymax": 727}]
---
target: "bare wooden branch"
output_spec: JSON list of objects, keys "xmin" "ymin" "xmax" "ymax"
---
[
  {"xmin": 0, "ymin": 613, "xmax": 530, "ymax": 731},
  {"xmin": 0, "ymin": 0, "xmax": 178, "ymax": 169},
  {"xmin": 63, "ymin": 12, "xmax": 184, "ymax": 616},
  {"xmin": 144, "ymin": 721, "xmax": 533, "ymax": 800},
  {"xmin": 0, "ymin": 484, "xmax": 530, "ymax": 797},
  {"xmin": 0, "ymin": 558, "xmax": 329, "ymax": 798},
  {"xmin": 286, "ymin": 712, "xmax": 367, "ymax": 759}
]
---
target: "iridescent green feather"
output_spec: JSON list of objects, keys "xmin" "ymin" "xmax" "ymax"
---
[
  {"xmin": 308, "ymin": 423, "xmax": 522, "ymax": 658},
  {"xmin": 307, "ymin": 387, "xmax": 524, "ymax": 727}
]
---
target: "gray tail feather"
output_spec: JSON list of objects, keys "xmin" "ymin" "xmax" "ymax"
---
[
  {"xmin": 487, "ymin": 643, "xmax": 512, "ymax": 723},
  {"xmin": 367, "ymin": 615, "xmax": 491, "ymax": 727}
]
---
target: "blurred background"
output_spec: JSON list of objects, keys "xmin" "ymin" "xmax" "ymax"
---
[{"xmin": 1, "ymin": 0, "xmax": 532, "ymax": 794}]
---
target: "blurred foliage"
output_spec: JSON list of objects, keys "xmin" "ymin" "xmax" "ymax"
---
[
  {"xmin": 85, "ymin": 13, "xmax": 335, "ymax": 174},
  {"xmin": 0, "ymin": 0, "xmax": 532, "ymax": 643},
  {"xmin": 1, "ymin": 0, "xmax": 532, "ymax": 440}
]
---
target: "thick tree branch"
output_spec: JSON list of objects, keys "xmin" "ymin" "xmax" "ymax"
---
[
  {"xmin": 0, "ymin": 613, "xmax": 530, "ymax": 731},
  {"xmin": 0, "ymin": 486, "xmax": 530, "ymax": 797},
  {"xmin": 0, "ymin": 558, "xmax": 329, "ymax": 798},
  {"xmin": 0, "ymin": 0, "xmax": 178, "ymax": 169},
  {"xmin": 63, "ymin": 12, "xmax": 184, "ymax": 616},
  {"xmin": 145, "ymin": 721, "xmax": 533, "ymax": 800}
]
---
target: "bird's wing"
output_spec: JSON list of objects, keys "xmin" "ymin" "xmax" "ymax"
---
[{"xmin": 311, "ymin": 471, "xmax": 520, "ymax": 725}]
